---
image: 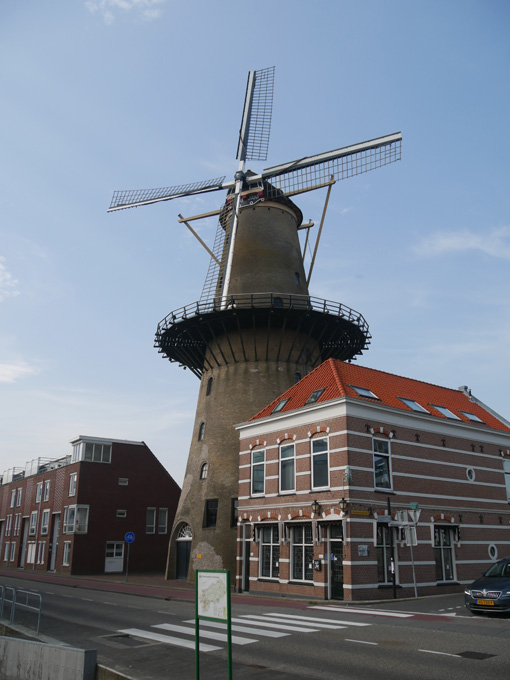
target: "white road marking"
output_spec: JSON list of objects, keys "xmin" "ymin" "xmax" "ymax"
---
[
  {"xmin": 263, "ymin": 613, "xmax": 345, "ymax": 630},
  {"xmin": 154, "ymin": 623, "xmax": 256, "ymax": 645},
  {"xmin": 183, "ymin": 619, "xmax": 288, "ymax": 638},
  {"xmin": 269, "ymin": 613, "xmax": 370, "ymax": 627},
  {"xmin": 419, "ymin": 649, "xmax": 460, "ymax": 658},
  {"xmin": 346, "ymin": 639, "xmax": 378, "ymax": 645},
  {"xmin": 236, "ymin": 615, "xmax": 319, "ymax": 633},
  {"xmin": 119, "ymin": 627, "xmax": 221, "ymax": 652},
  {"xmin": 310, "ymin": 606, "xmax": 413, "ymax": 618}
]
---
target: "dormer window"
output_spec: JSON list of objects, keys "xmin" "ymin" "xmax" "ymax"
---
[
  {"xmin": 459, "ymin": 411, "xmax": 484, "ymax": 423},
  {"xmin": 272, "ymin": 398, "xmax": 289, "ymax": 414},
  {"xmin": 398, "ymin": 397, "xmax": 429, "ymax": 413},
  {"xmin": 306, "ymin": 388, "xmax": 325, "ymax": 404},
  {"xmin": 351, "ymin": 386, "xmax": 379, "ymax": 400},
  {"xmin": 431, "ymin": 405, "xmax": 460, "ymax": 420}
]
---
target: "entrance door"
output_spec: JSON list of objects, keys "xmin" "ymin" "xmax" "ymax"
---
[
  {"xmin": 330, "ymin": 542, "xmax": 344, "ymax": 599},
  {"xmin": 49, "ymin": 514, "xmax": 60, "ymax": 571},
  {"xmin": 176, "ymin": 523, "xmax": 192, "ymax": 580}
]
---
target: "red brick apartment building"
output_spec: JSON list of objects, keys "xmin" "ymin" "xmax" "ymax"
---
[
  {"xmin": 236, "ymin": 360, "xmax": 510, "ymax": 601},
  {"xmin": 0, "ymin": 436, "xmax": 180, "ymax": 575}
]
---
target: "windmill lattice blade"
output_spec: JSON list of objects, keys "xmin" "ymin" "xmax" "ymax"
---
[
  {"xmin": 108, "ymin": 177, "xmax": 226, "ymax": 212},
  {"xmin": 236, "ymin": 66, "xmax": 275, "ymax": 163},
  {"xmin": 257, "ymin": 133, "xmax": 402, "ymax": 198}
]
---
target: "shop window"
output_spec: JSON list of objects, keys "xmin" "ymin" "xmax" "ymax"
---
[
  {"xmin": 373, "ymin": 438, "xmax": 392, "ymax": 490},
  {"xmin": 311, "ymin": 436, "xmax": 329, "ymax": 489},
  {"xmin": 251, "ymin": 449, "xmax": 265, "ymax": 495},
  {"xmin": 291, "ymin": 524, "xmax": 314, "ymax": 581},
  {"xmin": 280, "ymin": 443, "xmax": 295, "ymax": 493},
  {"xmin": 260, "ymin": 525, "xmax": 280, "ymax": 579},
  {"xmin": 434, "ymin": 526, "xmax": 456, "ymax": 582},
  {"xmin": 204, "ymin": 499, "xmax": 218, "ymax": 528}
]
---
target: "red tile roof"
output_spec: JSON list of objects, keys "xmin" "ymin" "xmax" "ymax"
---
[{"xmin": 251, "ymin": 359, "xmax": 510, "ymax": 432}]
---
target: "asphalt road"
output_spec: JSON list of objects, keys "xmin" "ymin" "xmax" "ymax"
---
[{"xmin": 2, "ymin": 574, "xmax": 510, "ymax": 680}]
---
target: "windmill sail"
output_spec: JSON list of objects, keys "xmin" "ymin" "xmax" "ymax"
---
[{"xmin": 236, "ymin": 66, "xmax": 275, "ymax": 163}]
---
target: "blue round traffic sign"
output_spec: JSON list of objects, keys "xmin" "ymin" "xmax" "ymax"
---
[{"xmin": 125, "ymin": 532, "xmax": 135, "ymax": 543}]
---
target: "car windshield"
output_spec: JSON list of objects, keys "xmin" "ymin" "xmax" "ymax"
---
[{"xmin": 485, "ymin": 561, "xmax": 510, "ymax": 578}]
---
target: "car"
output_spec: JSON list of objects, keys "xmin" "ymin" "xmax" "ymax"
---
[{"xmin": 464, "ymin": 557, "xmax": 510, "ymax": 614}]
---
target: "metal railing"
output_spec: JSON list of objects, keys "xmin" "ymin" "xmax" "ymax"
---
[
  {"xmin": 0, "ymin": 585, "xmax": 42, "ymax": 635},
  {"xmin": 156, "ymin": 292, "xmax": 369, "ymax": 335}
]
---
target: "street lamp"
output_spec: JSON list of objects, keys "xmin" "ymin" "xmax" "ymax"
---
[{"xmin": 311, "ymin": 499, "xmax": 321, "ymax": 515}]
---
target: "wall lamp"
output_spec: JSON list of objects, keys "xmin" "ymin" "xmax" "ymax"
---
[
  {"xmin": 311, "ymin": 499, "xmax": 321, "ymax": 515},
  {"xmin": 339, "ymin": 497, "xmax": 348, "ymax": 513}
]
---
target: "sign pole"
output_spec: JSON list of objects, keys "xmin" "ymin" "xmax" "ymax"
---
[
  {"xmin": 124, "ymin": 532, "xmax": 135, "ymax": 584},
  {"xmin": 195, "ymin": 577, "xmax": 200, "ymax": 680},
  {"xmin": 195, "ymin": 570, "xmax": 231, "ymax": 680}
]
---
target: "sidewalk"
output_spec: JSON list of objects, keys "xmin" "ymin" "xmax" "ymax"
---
[{"xmin": 0, "ymin": 567, "xmax": 309, "ymax": 610}]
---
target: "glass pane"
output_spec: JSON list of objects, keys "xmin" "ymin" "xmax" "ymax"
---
[
  {"xmin": 272, "ymin": 546, "xmax": 280, "ymax": 578},
  {"xmin": 312, "ymin": 438, "xmax": 327, "ymax": 453},
  {"xmin": 281, "ymin": 459, "xmax": 294, "ymax": 491},
  {"xmin": 293, "ymin": 545, "xmax": 303, "ymax": 580},
  {"xmin": 374, "ymin": 455, "xmax": 390, "ymax": 488},
  {"xmin": 293, "ymin": 525, "xmax": 303, "ymax": 543},
  {"xmin": 313, "ymin": 454, "xmax": 328, "ymax": 487},
  {"xmin": 261, "ymin": 545, "xmax": 270, "ymax": 577},
  {"xmin": 281, "ymin": 444, "xmax": 294, "ymax": 459},
  {"xmin": 253, "ymin": 466, "xmax": 264, "ymax": 493},
  {"xmin": 253, "ymin": 450, "xmax": 265, "ymax": 463},
  {"xmin": 373, "ymin": 439, "xmax": 389, "ymax": 454},
  {"xmin": 304, "ymin": 524, "xmax": 313, "ymax": 544}
]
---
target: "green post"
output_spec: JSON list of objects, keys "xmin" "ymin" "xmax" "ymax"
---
[{"xmin": 195, "ymin": 569, "xmax": 232, "ymax": 680}]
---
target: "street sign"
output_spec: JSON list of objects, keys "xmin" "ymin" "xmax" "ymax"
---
[
  {"xmin": 408, "ymin": 509, "xmax": 421, "ymax": 524},
  {"xmin": 125, "ymin": 531, "xmax": 135, "ymax": 543}
]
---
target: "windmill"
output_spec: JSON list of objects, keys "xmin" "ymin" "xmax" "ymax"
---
[{"xmin": 109, "ymin": 67, "xmax": 401, "ymax": 582}]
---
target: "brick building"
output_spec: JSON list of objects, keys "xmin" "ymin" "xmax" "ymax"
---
[
  {"xmin": 235, "ymin": 359, "xmax": 510, "ymax": 600},
  {"xmin": 0, "ymin": 436, "xmax": 180, "ymax": 575}
]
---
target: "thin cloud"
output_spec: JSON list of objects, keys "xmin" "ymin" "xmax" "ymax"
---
[
  {"xmin": 0, "ymin": 362, "xmax": 38, "ymax": 384},
  {"xmin": 414, "ymin": 226, "xmax": 510, "ymax": 260},
  {"xmin": 0, "ymin": 257, "xmax": 19, "ymax": 302},
  {"xmin": 85, "ymin": 0, "xmax": 166, "ymax": 24}
]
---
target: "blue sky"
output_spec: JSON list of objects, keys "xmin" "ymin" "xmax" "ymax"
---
[{"xmin": 1, "ymin": 0, "xmax": 509, "ymax": 485}]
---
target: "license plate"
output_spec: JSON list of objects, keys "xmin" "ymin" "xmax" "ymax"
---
[{"xmin": 477, "ymin": 599, "xmax": 495, "ymax": 606}]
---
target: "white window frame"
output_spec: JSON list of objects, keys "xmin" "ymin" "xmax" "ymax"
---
[
  {"xmin": 502, "ymin": 459, "xmax": 510, "ymax": 502},
  {"xmin": 66, "ymin": 505, "xmax": 89, "ymax": 534},
  {"xmin": 5, "ymin": 514, "xmax": 12, "ymax": 537},
  {"xmin": 311, "ymin": 436, "xmax": 329, "ymax": 490},
  {"xmin": 40, "ymin": 509, "xmax": 50, "ymax": 536},
  {"xmin": 29, "ymin": 511, "xmax": 38, "ymax": 536},
  {"xmin": 251, "ymin": 448, "xmax": 265, "ymax": 496},
  {"xmin": 35, "ymin": 482, "xmax": 43, "ymax": 503},
  {"xmin": 259, "ymin": 524, "xmax": 280, "ymax": 579},
  {"xmin": 373, "ymin": 438, "xmax": 392, "ymax": 491},
  {"xmin": 9, "ymin": 490, "xmax": 15, "ymax": 508},
  {"xmin": 158, "ymin": 508, "xmax": 168, "ymax": 534},
  {"xmin": 16, "ymin": 488, "xmax": 22, "ymax": 507},
  {"xmin": 146, "ymin": 507, "xmax": 156, "ymax": 534},
  {"xmin": 279, "ymin": 443, "xmax": 295, "ymax": 493},
  {"xmin": 4, "ymin": 542, "xmax": 10, "ymax": 561},
  {"xmin": 37, "ymin": 541, "xmax": 45, "ymax": 565},
  {"xmin": 62, "ymin": 541, "xmax": 71, "ymax": 567},
  {"xmin": 14, "ymin": 513, "xmax": 21, "ymax": 537},
  {"xmin": 62, "ymin": 507, "xmax": 68, "ymax": 534},
  {"xmin": 84, "ymin": 442, "xmax": 112, "ymax": 463},
  {"xmin": 43, "ymin": 480, "xmax": 50, "ymax": 502},
  {"xmin": 9, "ymin": 542, "xmax": 16, "ymax": 562},
  {"xmin": 290, "ymin": 523, "xmax": 314, "ymax": 582},
  {"xmin": 116, "ymin": 509, "xmax": 127, "ymax": 518},
  {"xmin": 69, "ymin": 472, "xmax": 77, "ymax": 497}
]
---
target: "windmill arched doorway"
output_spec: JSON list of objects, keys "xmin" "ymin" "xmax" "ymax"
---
[{"xmin": 176, "ymin": 523, "xmax": 192, "ymax": 579}]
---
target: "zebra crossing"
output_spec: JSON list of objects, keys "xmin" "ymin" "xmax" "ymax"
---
[{"xmin": 118, "ymin": 611, "xmax": 371, "ymax": 652}]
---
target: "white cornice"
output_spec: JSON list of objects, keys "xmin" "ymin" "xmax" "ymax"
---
[{"xmin": 236, "ymin": 397, "xmax": 510, "ymax": 447}]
